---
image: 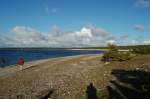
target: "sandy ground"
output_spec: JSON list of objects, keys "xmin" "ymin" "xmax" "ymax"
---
[{"xmin": 0, "ymin": 54, "xmax": 150, "ymax": 99}]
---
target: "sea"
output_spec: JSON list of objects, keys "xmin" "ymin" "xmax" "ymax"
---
[{"xmin": 0, "ymin": 48, "xmax": 103, "ymax": 67}]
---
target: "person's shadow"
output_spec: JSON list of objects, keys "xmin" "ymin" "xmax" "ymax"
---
[
  {"xmin": 107, "ymin": 69, "xmax": 150, "ymax": 99},
  {"xmin": 86, "ymin": 83, "xmax": 98, "ymax": 99}
]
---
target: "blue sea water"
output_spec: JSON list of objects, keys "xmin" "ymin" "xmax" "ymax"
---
[{"xmin": 0, "ymin": 49, "xmax": 103, "ymax": 67}]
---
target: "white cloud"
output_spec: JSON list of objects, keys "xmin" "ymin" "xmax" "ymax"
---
[
  {"xmin": 3, "ymin": 25, "xmax": 148, "ymax": 47},
  {"xmin": 129, "ymin": 39, "xmax": 150, "ymax": 45},
  {"xmin": 131, "ymin": 40, "xmax": 138, "ymax": 45},
  {"xmin": 49, "ymin": 25, "xmax": 112, "ymax": 47},
  {"xmin": 12, "ymin": 26, "xmax": 46, "ymax": 41},
  {"xmin": 48, "ymin": 27, "xmax": 94, "ymax": 47},
  {"xmin": 1, "ymin": 26, "xmax": 110, "ymax": 47},
  {"xmin": 87, "ymin": 25, "xmax": 109, "ymax": 37},
  {"xmin": 75, "ymin": 27, "xmax": 92, "ymax": 38},
  {"xmin": 143, "ymin": 40, "xmax": 150, "ymax": 44},
  {"xmin": 106, "ymin": 40, "xmax": 116, "ymax": 44},
  {"xmin": 135, "ymin": 0, "xmax": 150, "ymax": 7},
  {"xmin": 134, "ymin": 24, "xmax": 145, "ymax": 32},
  {"xmin": 11, "ymin": 26, "xmax": 48, "ymax": 46}
]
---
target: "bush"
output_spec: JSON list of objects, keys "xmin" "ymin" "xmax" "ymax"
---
[
  {"xmin": 118, "ymin": 52, "xmax": 131, "ymax": 61},
  {"xmin": 132, "ymin": 45, "xmax": 150, "ymax": 54},
  {"xmin": 102, "ymin": 44, "xmax": 131, "ymax": 62}
]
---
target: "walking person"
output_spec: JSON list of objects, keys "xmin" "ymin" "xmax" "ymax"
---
[{"xmin": 18, "ymin": 57, "xmax": 24, "ymax": 70}]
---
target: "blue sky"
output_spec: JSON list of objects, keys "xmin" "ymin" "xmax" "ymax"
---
[{"xmin": 0, "ymin": 0, "xmax": 150, "ymax": 47}]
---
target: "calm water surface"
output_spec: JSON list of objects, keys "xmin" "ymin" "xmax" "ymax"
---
[{"xmin": 0, "ymin": 49, "xmax": 103, "ymax": 67}]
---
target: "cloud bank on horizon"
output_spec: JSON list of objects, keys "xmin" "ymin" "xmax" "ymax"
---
[
  {"xmin": 0, "ymin": 25, "xmax": 149, "ymax": 48},
  {"xmin": 0, "ymin": 0, "xmax": 150, "ymax": 47},
  {"xmin": 0, "ymin": 25, "xmax": 115, "ymax": 47}
]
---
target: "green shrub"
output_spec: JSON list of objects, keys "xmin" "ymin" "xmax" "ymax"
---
[
  {"xmin": 118, "ymin": 52, "xmax": 131, "ymax": 61},
  {"xmin": 102, "ymin": 44, "xmax": 131, "ymax": 62},
  {"xmin": 132, "ymin": 46, "xmax": 150, "ymax": 54}
]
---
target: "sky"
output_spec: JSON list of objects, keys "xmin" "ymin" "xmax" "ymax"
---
[{"xmin": 0, "ymin": 0, "xmax": 150, "ymax": 48}]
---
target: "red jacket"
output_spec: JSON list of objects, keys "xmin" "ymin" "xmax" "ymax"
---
[{"xmin": 18, "ymin": 58, "xmax": 24, "ymax": 65}]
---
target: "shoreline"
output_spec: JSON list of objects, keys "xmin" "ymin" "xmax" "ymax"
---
[
  {"xmin": 0, "ymin": 49, "xmax": 104, "ymax": 68},
  {"xmin": 0, "ymin": 54, "xmax": 101, "ymax": 77},
  {"xmin": 1, "ymin": 53, "xmax": 101, "ymax": 68},
  {"xmin": 0, "ymin": 53, "xmax": 103, "ymax": 98}
]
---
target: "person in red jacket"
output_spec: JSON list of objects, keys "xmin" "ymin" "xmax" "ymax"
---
[{"xmin": 18, "ymin": 57, "xmax": 24, "ymax": 70}]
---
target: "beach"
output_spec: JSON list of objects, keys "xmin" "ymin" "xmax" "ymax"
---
[
  {"xmin": 0, "ymin": 54, "xmax": 103, "ymax": 99},
  {"xmin": 0, "ymin": 54, "xmax": 150, "ymax": 99}
]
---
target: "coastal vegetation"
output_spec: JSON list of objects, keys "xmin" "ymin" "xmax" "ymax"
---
[
  {"xmin": 101, "ymin": 44, "xmax": 150, "ymax": 62},
  {"xmin": 102, "ymin": 44, "xmax": 132, "ymax": 62},
  {"xmin": 132, "ymin": 45, "xmax": 150, "ymax": 54}
]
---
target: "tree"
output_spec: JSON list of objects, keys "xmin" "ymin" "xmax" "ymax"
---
[{"xmin": 102, "ymin": 44, "xmax": 131, "ymax": 62}]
